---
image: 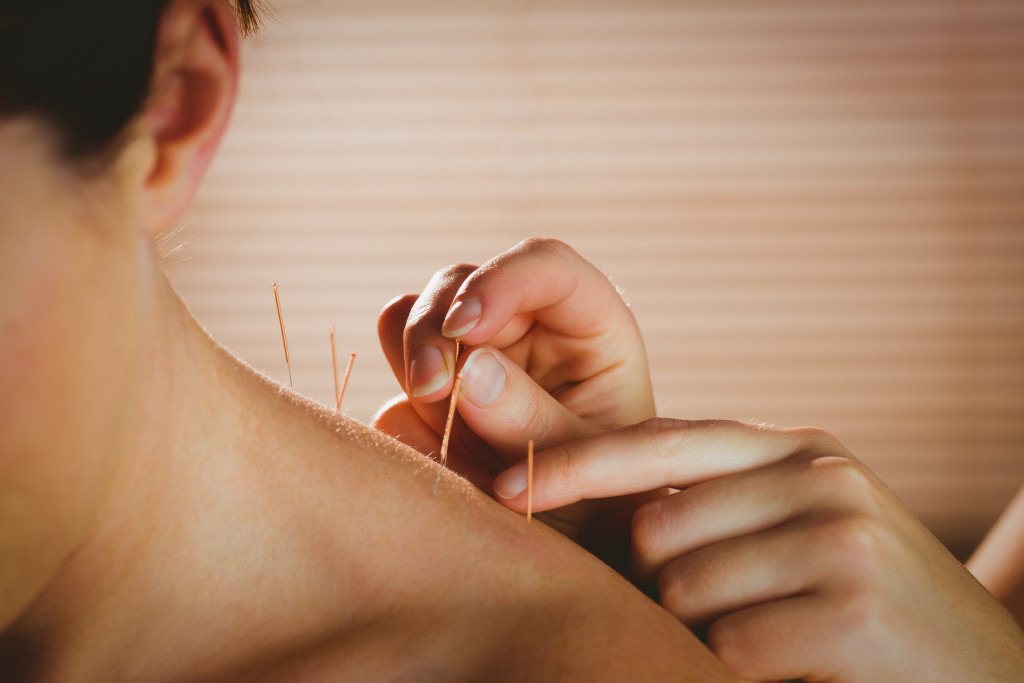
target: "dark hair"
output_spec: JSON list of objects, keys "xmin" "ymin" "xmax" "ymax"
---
[{"xmin": 0, "ymin": 0, "xmax": 263, "ymax": 162}]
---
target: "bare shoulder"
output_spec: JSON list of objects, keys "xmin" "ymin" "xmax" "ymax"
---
[{"xmin": 219, "ymin": 407, "xmax": 735, "ymax": 682}]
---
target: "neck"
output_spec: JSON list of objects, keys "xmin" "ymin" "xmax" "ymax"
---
[{"xmin": 0, "ymin": 272, "xmax": 384, "ymax": 681}]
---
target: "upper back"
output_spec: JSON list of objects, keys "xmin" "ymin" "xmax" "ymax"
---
[{"xmin": 215, "ymin": 405, "xmax": 735, "ymax": 682}]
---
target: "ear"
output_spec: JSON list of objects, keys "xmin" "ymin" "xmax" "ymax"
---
[{"xmin": 136, "ymin": 0, "xmax": 240, "ymax": 237}]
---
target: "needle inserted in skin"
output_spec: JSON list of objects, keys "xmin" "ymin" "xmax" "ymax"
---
[
  {"xmin": 330, "ymin": 327, "xmax": 340, "ymax": 410},
  {"xmin": 433, "ymin": 374, "xmax": 463, "ymax": 495},
  {"xmin": 330, "ymin": 327, "xmax": 356, "ymax": 412},
  {"xmin": 527, "ymin": 440, "xmax": 534, "ymax": 523},
  {"xmin": 272, "ymin": 283, "xmax": 293, "ymax": 388},
  {"xmin": 339, "ymin": 353, "xmax": 356, "ymax": 410}
]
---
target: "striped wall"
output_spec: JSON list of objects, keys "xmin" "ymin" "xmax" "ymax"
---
[{"xmin": 166, "ymin": 0, "xmax": 1024, "ymax": 558}]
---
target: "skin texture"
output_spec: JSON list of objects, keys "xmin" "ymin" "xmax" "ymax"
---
[
  {"xmin": 379, "ymin": 240, "xmax": 1024, "ymax": 681},
  {"xmin": 0, "ymin": 2, "xmax": 740, "ymax": 681}
]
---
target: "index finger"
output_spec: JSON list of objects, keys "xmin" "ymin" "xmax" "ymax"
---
[
  {"xmin": 493, "ymin": 419, "xmax": 830, "ymax": 511},
  {"xmin": 441, "ymin": 238, "xmax": 640, "ymax": 348}
]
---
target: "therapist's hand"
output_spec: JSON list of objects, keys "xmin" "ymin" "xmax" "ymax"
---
[
  {"xmin": 493, "ymin": 418, "xmax": 1024, "ymax": 682},
  {"xmin": 374, "ymin": 238, "xmax": 658, "ymax": 552}
]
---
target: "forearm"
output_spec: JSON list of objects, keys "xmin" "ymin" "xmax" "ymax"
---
[{"xmin": 969, "ymin": 484, "xmax": 1024, "ymax": 628}]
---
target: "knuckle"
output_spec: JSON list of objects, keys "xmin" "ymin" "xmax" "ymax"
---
[
  {"xmin": 436, "ymin": 263, "xmax": 477, "ymax": 282},
  {"xmin": 517, "ymin": 237, "xmax": 580, "ymax": 281},
  {"xmin": 638, "ymin": 417, "xmax": 740, "ymax": 447},
  {"xmin": 405, "ymin": 265, "xmax": 474, "ymax": 331},
  {"xmin": 631, "ymin": 499, "xmax": 669, "ymax": 556},
  {"xmin": 405, "ymin": 299, "xmax": 439, "ymax": 329},
  {"xmin": 705, "ymin": 620, "xmax": 751, "ymax": 677},
  {"xmin": 656, "ymin": 562, "xmax": 696, "ymax": 620},
  {"xmin": 632, "ymin": 418, "xmax": 691, "ymax": 479},
  {"xmin": 701, "ymin": 418, "xmax": 744, "ymax": 430},
  {"xmin": 517, "ymin": 236, "xmax": 574, "ymax": 258},
  {"xmin": 807, "ymin": 455, "xmax": 877, "ymax": 506},
  {"xmin": 742, "ymin": 418, "xmax": 779, "ymax": 433},
  {"xmin": 521, "ymin": 406, "xmax": 561, "ymax": 448},
  {"xmin": 633, "ymin": 417, "xmax": 681, "ymax": 450},
  {"xmin": 833, "ymin": 584, "xmax": 886, "ymax": 639},
  {"xmin": 550, "ymin": 441, "xmax": 590, "ymax": 494},
  {"xmin": 702, "ymin": 418, "xmax": 753, "ymax": 440},
  {"xmin": 656, "ymin": 545, "xmax": 727, "ymax": 624},
  {"xmin": 633, "ymin": 416, "xmax": 700, "ymax": 447},
  {"xmin": 631, "ymin": 418, "xmax": 744, "ymax": 481},
  {"xmin": 819, "ymin": 513, "xmax": 888, "ymax": 571},
  {"xmin": 636, "ymin": 416, "xmax": 687, "ymax": 435},
  {"xmin": 516, "ymin": 236, "xmax": 550, "ymax": 251},
  {"xmin": 793, "ymin": 425, "xmax": 845, "ymax": 452}
]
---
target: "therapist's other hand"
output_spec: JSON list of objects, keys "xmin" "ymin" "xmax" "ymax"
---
[{"xmin": 494, "ymin": 418, "xmax": 1024, "ymax": 682}]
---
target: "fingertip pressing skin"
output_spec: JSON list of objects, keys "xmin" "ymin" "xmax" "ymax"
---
[
  {"xmin": 492, "ymin": 420, "xmax": 819, "ymax": 519},
  {"xmin": 492, "ymin": 429, "xmax": 613, "ymax": 508}
]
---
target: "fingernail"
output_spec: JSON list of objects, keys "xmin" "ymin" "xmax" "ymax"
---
[
  {"xmin": 494, "ymin": 463, "xmax": 527, "ymax": 499},
  {"xmin": 442, "ymin": 298, "xmax": 482, "ymax": 338},
  {"xmin": 459, "ymin": 348, "xmax": 506, "ymax": 407},
  {"xmin": 409, "ymin": 346, "xmax": 448, "ymax": 398}
]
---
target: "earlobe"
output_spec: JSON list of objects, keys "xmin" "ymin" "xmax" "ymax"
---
[{"xmin": 138, "ymin": 0, "xmax": 240, "ymax": 237}]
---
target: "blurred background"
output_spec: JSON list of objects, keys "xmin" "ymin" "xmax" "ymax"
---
[{"xmin": 163, "ymin": 0, "xmax": 1024, "ymax": 560}]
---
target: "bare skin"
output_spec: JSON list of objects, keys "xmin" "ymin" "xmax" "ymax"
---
[
  {"xmin": 1, "ymin": 278, "xmax": 732, "ymax": 682},
  {"xmin": 0, "ymin": 2, "xmax": 735, "ymax": 681}
]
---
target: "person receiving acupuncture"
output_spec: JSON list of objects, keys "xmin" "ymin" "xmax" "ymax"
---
[
  {"xmin": 374, "ymin": 239, "xmax": 1024, "ymax": 682},
  {"xmin": 0, "ymin": 1, "xmax": 740, "ymax": 681},
  {"xmin": 2, "ymin": 1, "xmax": 1023, "ymax": 682}
]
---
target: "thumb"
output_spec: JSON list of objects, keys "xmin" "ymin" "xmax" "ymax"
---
[{"xmin": 455, "ymin": 346, "xmax": 603, "ymax": 464}]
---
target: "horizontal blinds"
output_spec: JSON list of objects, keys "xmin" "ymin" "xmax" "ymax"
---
[{"xmin": 166, "ymin": 0, "xmax": 1024, "ymax": 558}]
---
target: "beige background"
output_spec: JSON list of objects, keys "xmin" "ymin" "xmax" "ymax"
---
[{"xmin": 164, "ymin": 0, "xmax": 1024, "ymax": 559}]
